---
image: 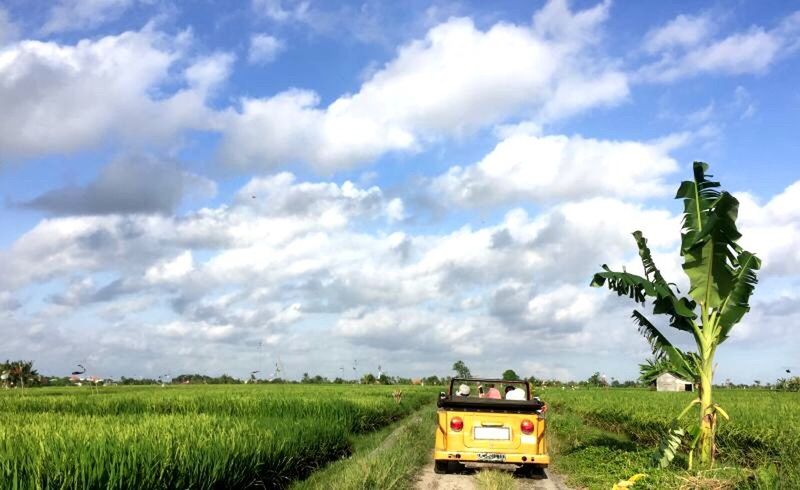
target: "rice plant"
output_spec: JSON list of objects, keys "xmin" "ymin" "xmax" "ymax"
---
[{"xmin": 0, "ymin": 384, "xmax": 436, "ymax": 489}]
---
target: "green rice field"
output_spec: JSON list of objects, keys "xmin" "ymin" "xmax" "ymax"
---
[
  {"xmin": 0, "ymin": 384, "xmax": 436, "ymax": 489},
  {"xmin": 4, "ymin": 385, "xmax": 799, "ymax": 490},
  {"xmin": 542, "ymin": 388, "xmax": 800, "ymax": 489}
]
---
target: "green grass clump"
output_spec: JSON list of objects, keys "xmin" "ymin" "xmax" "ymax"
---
[
  {"xmin": 293, "ymin": 404, "xmax": 436, "ymax": 490},
  {"xmin": 541, "ymin": 388, "xmax": 800, "ymax": 489},
  {"xmin": 474, "ymin": 469, "xmax": 518, "ymax": 490},
  {"xmin": 0, "ymin": 384, "xmax": 437, "ymax": 489}
]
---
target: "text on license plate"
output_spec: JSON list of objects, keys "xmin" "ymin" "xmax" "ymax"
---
[
  {"xmin": 473, "ymin": 427, "xmax": 510, "ymax": 440},
  {"xmin": 477, "ymin": 453, "xmax": 507, "ymax": 462}
]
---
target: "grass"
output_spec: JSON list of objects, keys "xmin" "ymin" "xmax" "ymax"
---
[
  {"xmin": 0, "ymin": 384, "xmax": 438, "ymax": 489},
  {"xmin": 540, "ymin": 388, "xmax": 800, "ymax": 489},
  {"xmin": 293, "ymin": 404, "xmax": 436, "ymax": 489},
  {"xmin": 474, "ymin": 469, "xmax": 518, "ymax": 489},
  {"xmin": 6, "ymin": 385, "xmax": 795, "ymax": 489}
]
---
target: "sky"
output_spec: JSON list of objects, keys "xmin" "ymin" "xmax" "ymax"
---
[{"xmin": 0, "ymin": 0, "xmax": 798, "ymax": 384}]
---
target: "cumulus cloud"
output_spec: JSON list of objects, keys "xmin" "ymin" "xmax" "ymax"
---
[
  {"xmin": 236, "ymin": 172, "xmax": 391, "ymax": 223},
  {"xmin": 0, "ymin": 28, "xmax": 231, "ymax": 160},
  {"xmin": 41, "ymin": 0, "xmax": 135, "ymax": 34},
  {"xmin": 430, "ymin": 132, "xmax": 681, "ymax": 207},
  {"xmin": 248, "ymin": 33, "xmax": 284, "ymax": 64},
  {"xmin": 18, "ymin": 155, "xmax": 217, "ymax": 216},
  {"xmin": 4, "ymin": 170, "xmax": 799, "ymax": 380},
  {"xmin": 639, "ymin": 10, "xmax": 800, "ymax": 82},
  {"xmin": 736, "ymin": 181, "xmax": 800, "ymax": 276},
  {"xmin": 643, "ymin": 13, "xmax": 714, "ymax": 53},
  {"xmin": 335, "ymin": 307, "xmax": 488, "ymax": 355},
  {"xmin": 218, "ymin": 0, "xmax": 628, "ymax": 172}
]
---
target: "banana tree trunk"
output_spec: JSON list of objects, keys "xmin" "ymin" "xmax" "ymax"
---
[{"xmin": 698, "ymin": 356, "xmax": 715, "ymax": 465}]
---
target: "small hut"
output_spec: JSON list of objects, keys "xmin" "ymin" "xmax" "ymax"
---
[{"xmin": 656, "ymin": 372, "xmax": 694, "ymax": 392}]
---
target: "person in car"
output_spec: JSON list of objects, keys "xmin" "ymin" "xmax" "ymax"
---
[
  {"xmin": 478, "ymin": 383, "xmax": 501, "ymax": 399},
  {"xmin": 456, "ymin": 384, "xmax": 471, "ymax": 397},
  {"xmin": 504, "ymin": 385, "xmax": 526, "ymax": 400}
]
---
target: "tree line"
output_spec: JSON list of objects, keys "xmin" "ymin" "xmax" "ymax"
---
[{"xmin": 4, "ymin": 359, "xmax": 798, "ymax": 391}]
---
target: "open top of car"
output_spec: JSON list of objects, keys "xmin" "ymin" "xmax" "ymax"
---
[
  {"xmin": 438, "ymin": 377, "xmax": 545, "ymax": 413},
  {"xmin": 433, "ymin": 377, "xmax": 549, "ymax": 474}
]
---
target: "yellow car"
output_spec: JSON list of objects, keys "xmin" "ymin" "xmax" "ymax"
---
[{"xmin": 433, "ymin": 378, "xmax": 549, "ymax": 474}]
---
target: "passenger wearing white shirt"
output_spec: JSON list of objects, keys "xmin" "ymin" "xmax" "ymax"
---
[{"xmin": 504, "ymin": 386, "xmax": 526, "ymax": 400}]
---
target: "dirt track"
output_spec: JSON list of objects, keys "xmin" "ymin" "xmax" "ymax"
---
[{"xmin": 414, "ymin": 461, "xmax": 571, "ymax": 490}]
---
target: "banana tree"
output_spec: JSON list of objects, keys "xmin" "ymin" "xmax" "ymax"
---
[{"xmin": 591, "ymin": 162, "xmax": 760, "ymax": 466}]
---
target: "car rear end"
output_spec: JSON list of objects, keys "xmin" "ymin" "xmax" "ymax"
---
[{"xmin": 433, "ymin": 382, "xmax": 549, "ymax": 474}]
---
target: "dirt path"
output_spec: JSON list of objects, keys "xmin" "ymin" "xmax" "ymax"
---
[{"xmin": 414, "ymin": 462, "xmax": 571, "ymax": 490}]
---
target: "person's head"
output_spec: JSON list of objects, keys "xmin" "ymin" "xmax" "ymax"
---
[
  {"xmin": 456, "ymin": 384, "xmax": 471, "ymax": 397},
  {"xmin": 505, "ymin": 385, "xmax": 515, "ymax": 394},
  {"xmin": 488, "ymin": 383, "xmax": 495, "ymax": 388}
]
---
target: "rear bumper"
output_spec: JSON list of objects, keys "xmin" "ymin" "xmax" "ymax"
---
[{"xmin": 434, "ymin": 450, "xmax": 549, "ymax": 466}]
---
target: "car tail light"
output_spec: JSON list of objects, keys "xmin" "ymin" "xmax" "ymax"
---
[
  {"xmin": 521, "ymin": 419, "xmax": 534, "ymax": 434},
  {"xmin": 450, "ymin": 417, "xmax": 463, "ymax": 432}
]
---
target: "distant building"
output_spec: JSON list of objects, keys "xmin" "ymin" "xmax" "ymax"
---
[{"xmin": 656, "ymin": 372, "xmax": 694, "ymax": 392}]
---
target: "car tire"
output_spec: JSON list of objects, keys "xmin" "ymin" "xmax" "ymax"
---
[
  {"xmin": 448, "ymin": 461, "xmax": 465, "ymax": 473},
  {"xmin": 434, "ymin": 460, "xmax": 449, "ymax": 474}
]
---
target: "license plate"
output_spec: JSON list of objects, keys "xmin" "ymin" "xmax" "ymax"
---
[
  {"xmin": 477, "ymin": 452, "xmax": 506, "ymax": 462},
  {"xmin": 474, "ymin": 427, "xmax": 510, "ymax": 440}
]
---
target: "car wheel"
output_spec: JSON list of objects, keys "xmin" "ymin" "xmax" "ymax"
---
[
  {"xmin": 448, "ymin": 461, "xmax": 466, "ymax": 474},
  {"xmin": 434, "ymin": 460, "xmax": 449, "ymax": 474}
]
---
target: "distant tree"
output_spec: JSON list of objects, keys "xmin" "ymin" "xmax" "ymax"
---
[
  {"xmin": 527, "ymin": 375, "xmax": 542, "ymax": 387},
  {"xmin": 423, "ymin": 375, "xmax": 442, "ymax": 385},
  {"xmin": 361, "ymin": 373, "xmax": 376, "ymax": 384},
  {"xmin": 1, "ymin": 360, "xmax": 40, "ymax": 391},
  {"xmin": 333, "ymin": 377, "xmax": 345, "ymax": 384},
  {"xmin": 586, "ymin": 372, "xmax": 603, "ymax": 387},
  {"xmin": 452, "ymin": 360, "xmax": 471, "ymax": 379},
  {"xmin": 776, "ymin": 377, "xmax": 800, "ymax": 392},
  {"xmin": 217, "ymin": 374, "xmax": 241, "ymax": 384},
  {"xmin": 502, "ymin": 369, "xmax": 520, "ymax": 381},
  {"xmin": 377, "ymin": 373, "xmax": 392, "ymax": 385}
]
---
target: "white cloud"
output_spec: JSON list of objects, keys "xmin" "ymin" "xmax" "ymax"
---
[
  {"xmin": 430, "ymin": 133, "xmax": 680, "ymax": 207},
  {"xmin": 4, "ymin": 169, "xmax": 799, "ymax": 381},
  {"xmin": 235, "ymin": 172, "xmax": 397, "ymax": 224},
  {"xmin": 218, "ymin": 0, "xmax": 628, "ymax": 172},
  {"xmin": 251, "ymin": 0, "xmax": 310, "ymax": 23},
  {"xmin": 643, "ymin": 13, "xmax": 713, "ymax": 53},
  {"xmin": 733, "ymin": 86, "xmax": 757, "ymax": 119},
  {"xmin": 41, "ymin": 0, "xmax": 135, "ymax": 35},
  {"xmin": 248, "ymin": 33, "xmax": 285, "ymax": 64},
  {"xmin": 185, "ymin": 52, "xmax": 235, "ymax": 92},
  {"xmin": 639, "ymin": 11, "xmax": 800, "ymax": 83},
  {"xmin": 0, "ymin": 28, "xmax": 230, "ymax": 160},
  {"xmin": 736, "ymin": 182, "xmax": 800, "ymax": 276},
  {"xmin": 335, "ymin": 307, "xmax": 487, "ymax": 355},
  {"xmin": 145, "ymin": 251, "xmax": 194, "ymax": 284}
]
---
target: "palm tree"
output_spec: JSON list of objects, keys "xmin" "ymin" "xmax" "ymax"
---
[
  {"xmin": 1, "ymin": 360, "xmax": 40, "ymax": 392},
  {"xmin": 591, "ymin": 162, "xmax": 760, "ymax": 467}
]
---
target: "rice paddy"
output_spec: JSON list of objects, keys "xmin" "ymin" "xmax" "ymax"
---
[
  {"xmin": 0, "ymin": 384, "xmax": 436, "ymax": 489},
  {"xmin": 542, "ymin": 388, "xmax": 800, "ymax": 489}
]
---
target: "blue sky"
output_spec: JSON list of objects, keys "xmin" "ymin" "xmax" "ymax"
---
[{"xmin": 0, "ymin": 0, "xmax": 798, "ymax": 383}]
